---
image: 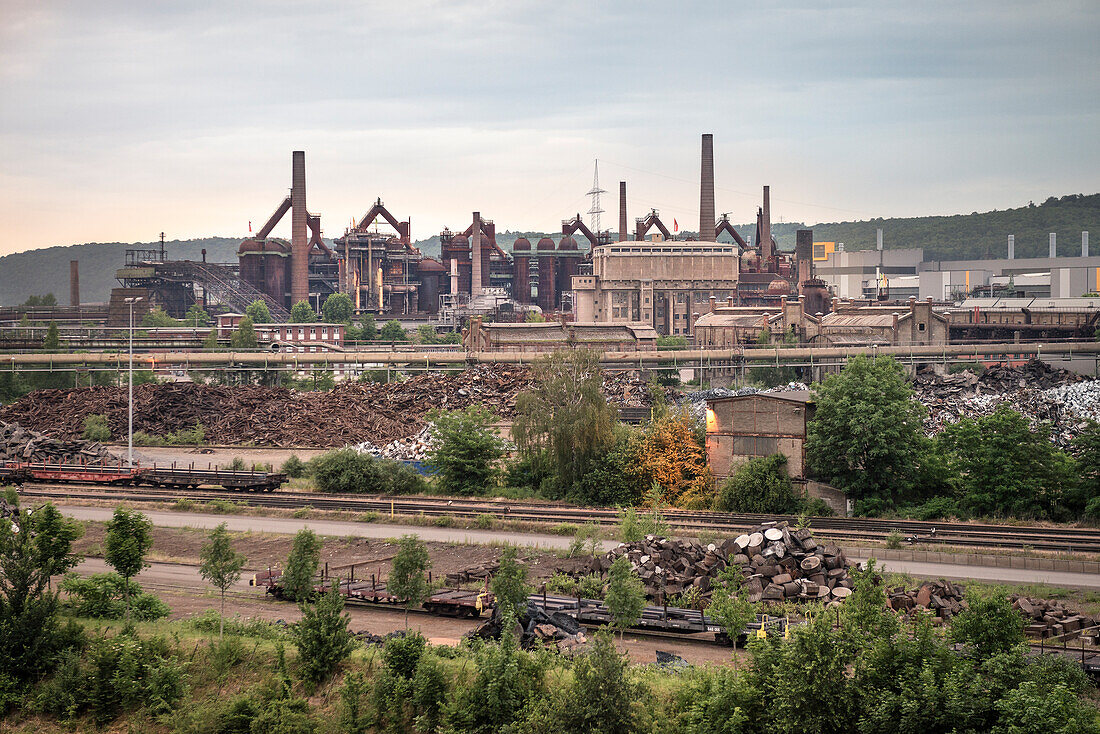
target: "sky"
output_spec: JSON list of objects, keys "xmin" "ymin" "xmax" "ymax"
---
[{"xmin": 1, "ymin": 0, "xmax": 1097, "ymax": 255}]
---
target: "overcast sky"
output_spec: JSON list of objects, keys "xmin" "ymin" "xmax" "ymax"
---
[{"xmin": 1, "ymin": 0, "xmax": 1097, "ymax": 255}]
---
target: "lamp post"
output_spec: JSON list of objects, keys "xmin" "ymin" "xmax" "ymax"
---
[{"xmin": 124, "ymin": 296, "xmax": 143, "ymax": 466}]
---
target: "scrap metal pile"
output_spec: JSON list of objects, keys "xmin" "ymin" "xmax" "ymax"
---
[
  {"xmin": 913, "ymin": 359, "xmax": 1098, "ymax": 446},
  {"xmin": 591, "ymin": 521, "xmax": 854, "ymax": 605},
  {"xmin": 468, "ymin": 600, "xmax": 588, "ymax": 652},
  {"xmin": 887, "ymin": 579, "xmax": 966, "ymax": 622},
  {"xmin": 0, "ymin": 366, "xmax": 660, "ymax": 449},
  {"xmin": 1012, "ymin": 595, "xmax": 1099, "ymax": 641},
  {"xmin": 0, "ymin": 420, "xmax": 116, "ymax": 464}
]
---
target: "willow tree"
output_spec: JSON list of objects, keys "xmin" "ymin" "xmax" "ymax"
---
[{"xmin": 512, "ymin": 349, "xmax": 617, "ymax": 496}]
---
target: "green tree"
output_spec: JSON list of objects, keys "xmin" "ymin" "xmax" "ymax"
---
[
  {"xmin": 705, "ymin": 566, "xmax": 758, "ymax": 651},
  {"xmin": 949, "ymin": 588, "xmax": 1025, "ymax": 659},
  {"xmin": 184, "ymin": 304, "xmax": 210, "ymax": 327},
  {"xmin": 840, "ymin": 558, "xmax": 898, "ymax": 640},
  {"xmin": 426, "ymin": 406, "xmax": 507, "ymax": 495},
  {"xmin": 246, "ymin": 299, "xmax": 273, "ymax": 324},
  {"xmin": 321, "ymin": 293, "xmax": 354, "ymax": 324},
  {"xmin": 141, "ymin": 307, "xmax": 177, "ymax": 327},
  {"xmin": 290, "ymin": 301, "xmax": 316, "ymax": 323},
  {"xmin": 714, "ymin": 454, "xmax": 799, "ymax": 513},
  {"xmin": 938, "ymin": 405, "xmax": 1078, "ymax": 520},
  {"xmin": 512, "ymin": 350, "xmax": 618, "ymax": 497},
  {"xmin": 490, "ymin": 546, "xmax": 530, "ymax": 622},
  {"xmin": 1072, "ymin": 421, "xmax": 1100, "ymax": 521},
  {"xmin": 20, "ymin": 293, "xmax": 57, "ymax": 308},
  {"xmin": 379, "ymin": 319, "xmax": 407, "ymax": 342},
  {"xmin": 229, "ymin": 315, "xmax": 259, "ymax": 349},
  {"xmin": 289, "ymin": 585, "xmax": 355, "ymax": 687},
  {"xmin": 202, "ymin": 327, "xmax": 220, "ymax": 350},
  {"xmin": 357, "ymin": 314, "xmax": 377, "ymax": 341},
  {"xmin": 604, "ymin": 555, "xmax": 645, "ymax": 639},
  {"xmin": 199, "ymin": 522, "xmax": 247, "ymax": 638},
  {"xmin": 281, "ymin": 528, "xmax": 321, "ymax": 602},
  {"xmin": 388, "ymin": 535, "xmax": 430, "ymax": 627},
  {"xmin": 993, "ymin": 681, "xmax": 1100, "ymax": 734},
  {"xmin": 540, "ymin": 631, "xmax": 648, "ymax": 734},
  {"xmin": 43, "ymin": 321, "xmax": 61, "ymax": 350},
  {"xmin": 0, "ymin": 501, "xmax": 83, "ymax": 684},
  {"xmin": 103, "ymin": 507, "xmax": 153, "ymax": 625},
  {"xmin": 416, "ymin": 324, "xmax": 439, "ymax": 344},
  {"xmin": 806, "ymin": 355, "xmax": 927, "ymax": 507}
]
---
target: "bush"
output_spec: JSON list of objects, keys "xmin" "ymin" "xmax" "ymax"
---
[
  {"xmin": 474, "ymin": 513, "xmax": 494, "ymax": 529},
  {"xmin": 82, "ymin": 414, "xmax": 111, "ymax": 442},
  {"xmin": 426, "ymin": 406, "xmax": 507, "ymax": 495},
  {"xmin": 309, "ymin": 449, "xmax": 428, "ymax": 495},
  {"xmin": 165, "ymin": 423, "xmax": 205, "ymax": 445},
  {"xmin": 911, "ymin": 495, "xmax": 966, "ymax": 520},
  {"xmin": 714, "ymin": 454, "xmax": 798, "ymax": 514},
  {"xmin": 289, "ymin": 586, "xmax": 355, "ymax": 687},
  {"xmin": 800, "ymin": 497, "xmax": 834, "ymax": 517},
  {"xmin": 280, "ymin": 455, "xmax": 307, "ymax": 478},
  {"xmin": 60, "ymin": 573, "xmax": 170, "ymax": 621},
  {"xmin": 207, "ymin": 499, "xmax": 245, "ymax": 514}
]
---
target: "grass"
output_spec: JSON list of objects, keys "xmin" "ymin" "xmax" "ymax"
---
[
  {"xmin": 291, "ymin": 506, "xmax": 313, "ymax": 519},
  {"xmin": 206, "ymin": 499, "xmax": 246, "ymax": 514}
]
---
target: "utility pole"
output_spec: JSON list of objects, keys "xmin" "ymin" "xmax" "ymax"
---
[
  {"xmin": 586, "ymin": 160, "xmax": 607, "ymax": 235},
  {"xmin": 125, "ymin": 296, "xmax": 144, "ymax": 466}
]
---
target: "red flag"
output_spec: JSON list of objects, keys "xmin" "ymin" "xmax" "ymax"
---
[
  {"xmin": 248, "ymin": 221, "xmax": 252, "ymax": 233},
  {"xmin": 673, "ymin": 218, "xmax": 679, "ymax": 233}
]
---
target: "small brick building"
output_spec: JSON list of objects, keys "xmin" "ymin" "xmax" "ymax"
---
[{"xmin": 705, "ymin": 391, "xmax": 814, "ymax": 479}]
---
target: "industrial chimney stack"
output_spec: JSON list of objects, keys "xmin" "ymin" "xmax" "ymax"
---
[
  {"xmin": 699, "ymin": 134, "xmax": 715, "ymax": 241},
  {"xmin": 1049, "ymin": 232, "xmax": 1057, "ymax": 259},
  {"xmin": 290, "ymin": 151, "xmax": 309, "ymax": 306},
  {"xmin": 471, "ymin": 212, "xmax": 482, "ymax": 297},
  {"xmin": 761, "ymin": 185, "xmax": 773, "ymax": 262},
  {"xmin": 619, "ymin": 182, "xmax": 628, "ymax": 242},
  {"xmin": 1008, "ymin": 234, "xmax": 1015, "ymax": 259},
  {"xmin": 1083, "ymin": 231, "xmax": 1089, "ymax": 258},
  {"xmin": 69, "ymin": 260, "xmax": 80, "ymax": 307}
]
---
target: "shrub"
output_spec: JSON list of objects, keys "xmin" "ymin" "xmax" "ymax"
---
[
  {"xmin": 187, "ymin": 611, "xmax": 285, "ymax": 640},
  {"xmin": 912, "ymin": 495, "xmax": 965, "ymax": 520},
  {"xmin": 289, "ymin": 586, "xmax": 355, "ymax": 687},
  {"xmin": 280, "ymin": 455, "xmax": 307, "ymax": 478},
  {"xmin": 432, "ymin": 515, "xmax": 454, "ymax": 527},
  {"xmin": 207, "ymin": 499, "xmax": 245, "ymax": 514},
  {"xmin": 714, "ymin": 454, "xmax": 798, "ymax": 514},
  {"xmin": 165, "ymin": 423, "xmax": 205, "ymax": 445},
  {"xmin": 800, "ymin": 497, "xmax": 835, "ymax": 517},
  {"xmin": 309, "ymin": 449, "xmax": 428, "ymax": 495},
  {"xmin": 82, "ymin": 414, "xmax": 111, "ymax": 442},
  {"xmin": 171, "ymin": 498, "xmax": 198, "ymax": 512},
  {"xmin": 61, "ymin": 572, "xmax": 170, "ymax": 621},
  {"xmin": 885, "ymin": 530, "xmax": 903, "ymax": 549},
  {"xmin": 474, "ymin": 513, "xmax": 494, "ymax": 529},
  {"xmin": 426, "ymin": 406, "xmax": 507, "ymax": 495},
  {"xmin": 131, "ymin": 430, "xmax": 159, "ymax": 446}
]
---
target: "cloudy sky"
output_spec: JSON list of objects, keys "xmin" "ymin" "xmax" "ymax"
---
[{"xmin": 1, "ymin": 0, "xmax": 1097, "ymax": 255}]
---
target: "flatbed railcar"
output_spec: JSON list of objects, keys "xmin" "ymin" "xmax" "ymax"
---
[{"xmin": 0, "ymin": 460, "xmax": 286, "ymax": 492}]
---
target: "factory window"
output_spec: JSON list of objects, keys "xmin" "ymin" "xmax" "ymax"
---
[
  {"xmin": 918, "ymin": 322, "xmax": 926, "ymax": 332},
  {"xmin": 310, "ymin": 328, "xmax": 317, "ymax": 338},
  {"xmin": 298, "ymin": 328, "xmax": 305, "ymax": 339}
]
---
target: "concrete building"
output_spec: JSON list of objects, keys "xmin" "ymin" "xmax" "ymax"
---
[
  {"xmin": 571, "ymin": 241, "xmax": 739, "ymax": 336},
  {"xmin": 464, "ymin": 318, "xmax": 657, "ymax": 353},
  {"xmin": 811, "ymin": 248, "xmax": 923, "ymax": 300},
  {"xmin": 919, "ymin": 253, "xmax": 1100, "ymax": 300},
  {"xmin": 216, "ymin": 313, "xmax": 345, "ymax": 352},
  {"xmin": 694, "ymin": 295, "xmax": 949, "ymax": 348},
  {"xmin": 705, "ymin": 391, "xmax": 814, "ymax": 479}
]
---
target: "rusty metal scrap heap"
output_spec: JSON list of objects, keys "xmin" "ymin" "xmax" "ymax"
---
[
  {"xmin": 0, "ymin": 367, "xmax": 660, "ymax": 448},
  {"xmin": 0, "ymin": 420, "xmax": 116, "ymax": 463}
]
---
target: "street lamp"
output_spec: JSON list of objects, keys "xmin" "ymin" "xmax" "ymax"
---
[{"xmin": 124, "ymin": 296, "xmax": 144, "ymax": 467}]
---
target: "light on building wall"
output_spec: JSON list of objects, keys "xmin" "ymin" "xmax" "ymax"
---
[{"xmin": 705, "ymin": 408, "xmax": 717, "ymax": 432}]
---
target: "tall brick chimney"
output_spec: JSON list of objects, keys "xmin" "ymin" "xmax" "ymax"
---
[
  {"xmin": 761, "ymin": 185, "xmax": 773, "ymax": 262},
  {"xmin": 69, "ymin": 260, "xmax": 80, "ymax": 307},
  {"xmin": 619, "ymin": 181, "xmax": 628, "ymax": 242},
  {"xmin": 471, "ymin": 212, "xmax": 482, "ymax": 297},
  {"xmin": 290, "ymin": 151, "xmax": 309, "ymax": 306},
  {"xmin": 699, "ymin": 134, "xmax": 715, "ymax": 241}
]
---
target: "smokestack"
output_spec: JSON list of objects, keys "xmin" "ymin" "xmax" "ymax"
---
[
  {"xmin": 699, "ymin": 134, "xmax": 715, "ymax": 242},
  {"xmin": 876, "ymin": 228, "xmax": 883, "ymax": 251},
  {"xmin": 1083, "ymin": 231, "xmax": 1089, "ymax": 258},
  {"xmin": 796, "ymin": 229, "xmax": 813, "ymax": 286},
  {"xmin": 761, "ymin": 185, "xmax": 773, "ymax": 262},
  {"xmin": 1049, "ymin": 232, "xmax": 1057, "ymax": 258},
  {"xmin": 69, "ymin": 260, "xmax": 80, "ymax": 307},
  {"xmin": 1008, "ymin": 234, "xmax": 1015, "ymax": 259},
  {"xmin": 290, "ymin": 151, "xmax": 309, "ymax": 306},
  {"xmin": 618, "ymin": 181, "xmax": 628, "ymax": 242},
  {"xmin": 471, "ymin": 212, "xmax": 482, "ymax": 297}
]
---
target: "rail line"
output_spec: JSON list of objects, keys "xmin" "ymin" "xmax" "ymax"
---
[{"xmin": 19, "ymin": 484, "xmax": 1100, "ymax": 553}]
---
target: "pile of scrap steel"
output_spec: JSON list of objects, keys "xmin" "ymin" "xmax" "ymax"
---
[
  {"xmin": 886, "ymin": 579, "xmax": 966, "ymax": 622},
  {"xmin": 467, "ymin": 600, "xmax": 588, "ymax": 652},
  {"xmin": 0, "ymin": 366, "xmax": 660, "ymax": 448},
  {"xmin": 445, "ymin": 560, "xmax": 499, "ymax": 586},
  {"xmin": 914, "ymin": 359, "xmax": 1098, "ymax": 446},
  {"xmin": 0, "ymin": 420, "xmax": 115, "ymax": 463},
  {"xmin": 1012, "ymin": 595, "xmax": 1099, "ymax": 640},
  {"xmin": 590, "ymin": 521, "xmax": 854, "ymax": 606}
]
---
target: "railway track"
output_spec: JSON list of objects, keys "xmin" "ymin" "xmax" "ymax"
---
[{"xmin": 19, "ymin": 483, "xmax": 1100, "ymax": 553}]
